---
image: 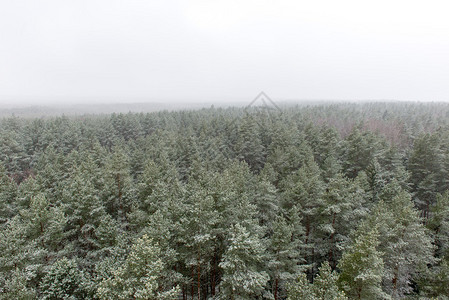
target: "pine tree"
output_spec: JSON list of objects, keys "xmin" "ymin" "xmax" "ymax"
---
[
  {"xmin": 103, "ymin": 145, "xmax": 135, "ymax": 223},
  {"xmin": 254, "ymin": 177, "xmax": 279, "ymax": 228},
  {"xmin": 428, "ymin": 192, "xmax": 449, "ymax": 259},
  {"xmin": 0, "ymin": 126, "xmax": 27, "ymax": 179},
  {"xmin": 34, "ymin": 145, "xmax": 69, "ymax": 204},
  {"xmin": 341, "ymin": 125, "xmax": 383, "ymax": 179},
  {"xmin": 365, "ymin": 158, "xmax": 387, "ymax": 202},
  {"xmin": 0, "ymin": 163, "xmax": 18, "ymax": 224},
  {"xmin": 286, "ymin": 273, "xmax": 316, "ymax": 300},
  {"xmin": 0, "ymin": 268, "xmax": 36, "ymax": 300},
  {"xmin": 40, "ymin": 258, "xmax": 92, "ymax": 299},
  {"xmin": 287, "ymin": 261, "xmax": 347, "ymax": 300},
  {"xmin": 421, "ymin": 192, "xmax": 449, "ymax": 298},
  {"xmin": 219, "ymin": 224, "xmax": 269, "ymax": 300},
  {"xmin": 267, "ymin": 215, "xmax": 303, "ymax": 300},
  {"xmin": 61, "ymin": 161, "xmax": 107, "ymax": 256},
  {"xmin": 408, "ymin": 133, "xmax": 441, "ymax": 218},
  {"xmin": 267, "ymin": 132, "xmax": 312, "ymax": 183},
  {"xmin": 281, "ymin": 155, "xmax": 325, "ymax": 273},
  {"xmin": 312, "ymin": 262, "xmax": 348, "ymax": 300},
  {"xmin": 235, "ymin": 115, "xmax": 266, "ymax": 172},
  {"xmin": 338, "ymin": 227, "xmax": 385, "ymax": 299},
  {"xmin": 319, "ymin": 172, "xmax": 368, "ymax": 267},
  {"xmin": 364, "ymin": 191, "xmax": 435, "ymax": 298},
  {"xmin": 142, "ymin": 210, "xmax": 182, "ymax": 292},
  {"xmin": 180, "ymin": 179, "xmax": 218, "ymax": 300},
  {"xmin": 97, "ymin": 235, "xmax": 179, "ymax": 300},
  {"xmin": 0, "ymin": 194, "xmax": 66, "ymax": 297}
]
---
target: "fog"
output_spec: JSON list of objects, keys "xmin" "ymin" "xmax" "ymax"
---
[{"xmin": 1, "ymin": 0, "xmax": 449, "ymax": 106}]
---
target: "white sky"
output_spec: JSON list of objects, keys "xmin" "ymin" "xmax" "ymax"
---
[{"xmin": 1, "ymin": 0, "xmax": 449, "ymax": 105}]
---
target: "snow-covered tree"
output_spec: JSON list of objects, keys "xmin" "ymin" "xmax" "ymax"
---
[
  {"xmin": 97, "ymin": 235, "xmax": 179, "ymax": 300},
  {"xmin": 288, "ymin": 261, "xmax": 347, "ymax": 300},
  {"xmin": 338, "ymin": 227, "xmax": 385, "ymax": 299},
  {"xmin": 219, "ymin": 224, "xmax": 269, "ymax": 300}
]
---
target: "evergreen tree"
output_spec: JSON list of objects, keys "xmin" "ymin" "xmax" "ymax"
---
[
  {"xmin": 428, "ymin": 191, "xmax": 449, "ymax": 259},
  {"xmin": 235, "ymin": 115, "xmax": 266, "ymax": 172},
  {"xmin": 61, "ymin": 161, "xmax": 107, "ymax": 256},
  {"xmin": 0, "ymin": 126, "xmax": 27, "ymax": 178},
  {"xmin": 40, "ymin": 258, "xmax": 92, "ymax": 300},
  {"xmin": 0, "ymin": 194, "xmax": 66, "ymax": 297},
  {"xmin": 97, "ymin": 235, "xmax": 179, "ymax": 300},
  {"xmin": 219, "ymin": 224, "xmax": 269, "ymax": 300},
  {"xmin": 408, "ymin": 133, "xmax": 441, "ymax": 218},
  {"xmin": 254, "ymin": 177, "xmax": 279, "ymax": 228},
  {"xmin": 287, "ymin": 261, "xmax": 347, "ymax": 300},
  {"xmin": 421, "ymin": 192, "xmax": 449, "ymax": 298},
  {"xmin": 363, "ymin": 191, "xmax": 435, "ymax": 298},
  {"xmin": 0, "ymin": 163, "xmax": 18, "ymax": 224},
  {"xmin": 180, "ymin": 179, "xmax": 218, "ymax": 300},
  {"xmin": 281, "ymin": 155, "xmax": 325, "ymax": 272},
  {"xmin": 103, "ymin": 145, "xmax": 135, "ymax": 223},
  {"xmin": 267, "ymin": 215, "xmax": 303, "ymax": 300},
  {"xmin": 341, "ymin": 125, "xmax": 383, "ymax": 179},
  {"xmin": 319, "ymin": 172, "xmax": 368, "ymax": 267},
  {"xmin": 338, "ymin": 227, "xmax": 385, "ymax": 300},
  {"xmin": 0, "ymin": 268, "xmax": 36, "ymax": 300}
]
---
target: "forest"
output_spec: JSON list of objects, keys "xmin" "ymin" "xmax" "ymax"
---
[{"xmin": 1, "ymin": 102, "xmax": 449, "ymax": 299}]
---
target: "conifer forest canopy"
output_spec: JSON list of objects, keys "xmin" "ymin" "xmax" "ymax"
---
[{"xmin": 1, "ymin": 102, "xmax": 449, "ymax": 299}]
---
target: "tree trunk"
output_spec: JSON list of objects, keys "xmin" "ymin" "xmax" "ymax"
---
[
  {"xmin": 305, "ymin": 217, "xmax": 311, "ymax": 270},
  {"xmin": 392, "ymin": 264, "xmax": 399, "ymax": 297},
  {"xmin": 191, "ymin": 267, "xmax": 195, "ymax": 299},
  {"xmin": 211, "ymin": 250, "xmax": 217, "ymax": 296},
  {"xmin": 116, "ymin": 173, "xmax": 122, "ymax": 201},
  {"xmin": 197, "ymin": 261, "xmax": 201, "ymax": 300},
  {"xmin": 274, "ymin": 277, "xmax": 279, "ymax": 300},
  {"xmin": 305, "ymin": 217, "xmax": 310, "ymax": 245}
]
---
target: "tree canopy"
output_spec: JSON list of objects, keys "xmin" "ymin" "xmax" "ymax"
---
[{"xmin": 1, "ymin": 102, "xmax": 449, "ymax": 299}]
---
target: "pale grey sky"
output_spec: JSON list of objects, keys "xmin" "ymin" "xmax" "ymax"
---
[{"xmin": 1, "ymin": 0, "xmax": 449, "ymax": 105}]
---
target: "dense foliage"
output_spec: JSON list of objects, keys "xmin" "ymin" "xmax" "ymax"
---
[{"xmin": 1, "ymin": 102, "xmax": 449, "ymax": 299}]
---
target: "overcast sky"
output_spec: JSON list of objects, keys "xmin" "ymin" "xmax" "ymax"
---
[{"xmin": 1, "ymin": 0, "xmax": 449, "ymax": 105}]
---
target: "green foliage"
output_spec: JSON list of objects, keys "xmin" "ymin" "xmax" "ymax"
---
[
  {"xmin": 287, "ymin": 261, "xmax": 347, "ymax": 300},
  {"xmin": 421, "ymin": 192, "xmax": 449, "ymax": 298},
  {"xmin": 219, "ymin": 224, "xmax": 269, "ymax": 299},
  {"xmin": 428, "ymin": 192, "xmax": 449, "ymax": 258},
  {"xmin": 0, "ymin": 268, "xmax": 36, "ymax": 300},
  {"xmin": 338, "ymin": 228, "xmax": 385, "ymax": 299},
  {"xmin": 0, "ymin": 194, "xmax": 66, "ymax": 277},
  {"xmin": 341, "ymin": 125, "xmax": 384, "ymax": 179},
  {"xmin": 319, "ymin": 172, "xmax": 368, "ymax": 267},
  {"xmin": 362, "ymin": 191, "xmax": 435, "ymax": 298},
  {"xmin": 236, "ymin": 115, "xmax": 266, "ymax": 172},
  {"xmin": 267, "ymin": 214, "xmax": 303, "ymax": 299},
  {"xmin": 40, "ymin": 258, "xmax": 91, "ymax": 300},
  {"xmin": 97, "ymin": 235, "xmax": 178, "ymax": 300},
  {"xmin": 0, "ymin": 163, "xmax": 18, "ymax": 224},
  {"xmin": 1, "ymin": 103, "xmax": 449, "ymax": 298}
]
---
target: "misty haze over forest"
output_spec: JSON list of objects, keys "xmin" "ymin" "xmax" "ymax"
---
[{"xmin": 1, "ymin": 0, "xmax": 449, "ymax": 107}]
